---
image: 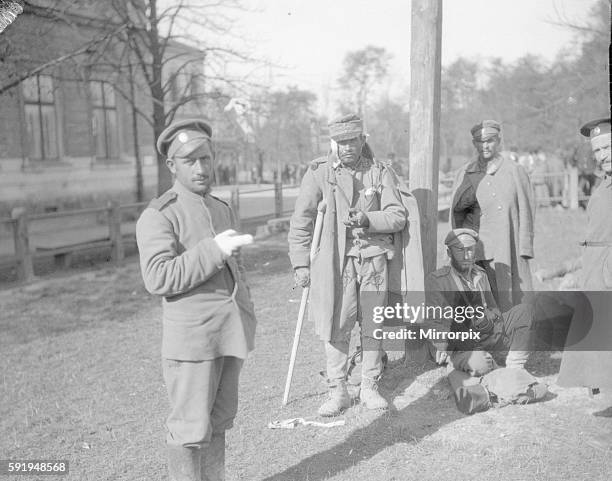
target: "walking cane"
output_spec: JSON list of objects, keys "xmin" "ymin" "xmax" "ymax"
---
[{"xmin": 282, "ymin": 200, "xmax": 326, "ymax": 405}]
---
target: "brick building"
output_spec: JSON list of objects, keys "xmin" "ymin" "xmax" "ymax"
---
[{"xmin": 0, "ymin": 0, "xmax": 249, "ymax": 221}]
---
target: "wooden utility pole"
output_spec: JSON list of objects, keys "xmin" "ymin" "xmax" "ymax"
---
[
  {"xmin": 409, "ymin": 0, "xmax": 443, "ymax": 276},
  {"xmin": 404, "ymin": 0, "xmax": 443, "ymax": 362}
]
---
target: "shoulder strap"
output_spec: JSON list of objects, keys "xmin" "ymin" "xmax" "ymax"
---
[{"xmin": 147, "ymin": 190, "xmax": 177, "ymax": 211}]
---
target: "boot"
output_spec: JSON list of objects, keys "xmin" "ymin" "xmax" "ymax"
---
[
  {"xmin": 201, "ymin": 431, "xmax": 225, "ymax": 481},
  {"xmin": 167, "ymin": 445, "xmax": 201, "ymax": 481},
  {"xmin": 360, "ymin": 377, "xmax": 388, "ymax": 410},
  {"xmin": 318, "ymin": 380, "xmax": 351, "ymax": 417},
  {"xmin": 505, "ymin": 350, "xmax": 529, "ymax": 370}
]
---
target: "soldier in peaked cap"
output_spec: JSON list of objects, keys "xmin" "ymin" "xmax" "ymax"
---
[
  {"xmin": 424, "ymin": 228, "xmax": 538, "ymax": 411},
  {"xmin": 450, "ymin": 119, "xmax": 535, "ymax": 312},
  {"xmin": 288, "ymin": 113, "xmax": 424, "ymax": 416},
  {"xmin": 136, "ymin": 118, "xmax": 256, "ymax": 480},
  {"xmin": 558, "ymin": 117, "xmax": 612, "ymax": 397}
]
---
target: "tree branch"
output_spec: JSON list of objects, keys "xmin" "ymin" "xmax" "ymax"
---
[{"xmin": 0, "ymin": 22, "xmax": 128, "ymax": 95}]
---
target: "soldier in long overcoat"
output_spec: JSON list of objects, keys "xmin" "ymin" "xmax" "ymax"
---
[
  {"xmin": 558, "ymin": 118, "xmax": 612, "ymax": 394},
  {"xmin": 450, "ymin": 120, "xmax": 535, "ymax": 311},
  {"xmin": 288, "ymin": 114, "xmax": 423, "ymax": 416}
]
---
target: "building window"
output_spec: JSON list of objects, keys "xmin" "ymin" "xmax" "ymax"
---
[
  {"xmin": 22, "ymin": 75, "xmax": 59, "ymax": 160},
  {"xmin": 90, "ymin": 81, "xmax": 118, "ymax": 160}
]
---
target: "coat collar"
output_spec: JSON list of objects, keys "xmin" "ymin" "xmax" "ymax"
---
[
  {"xmin": 332, "ymin": 155, "xmax": 369, "ymax": 171},
  {"xmin": 450, "ymin": 263, "xmax": 485, "ymax": 287},
  {"xmin": 465, "ymin": 154, "xmax": 504, "ymax": 175},
  {"xmin": 172, "ymin": 179, "xmax": 210, "ymax": 201}
]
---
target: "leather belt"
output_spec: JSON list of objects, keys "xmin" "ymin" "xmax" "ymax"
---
[{"xmin": 579, "ymin": 240, "xmax": 612, "ymax": 247}]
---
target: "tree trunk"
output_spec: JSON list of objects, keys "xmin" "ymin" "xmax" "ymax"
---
[{"xmin": 148, "ymin": 0, "xmax": 172, "ymax": 195}]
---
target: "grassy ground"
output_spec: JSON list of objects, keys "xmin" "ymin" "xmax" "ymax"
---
[{"xmin": 1, "ymin": 208, "xmax": 611, "ymax": 481}]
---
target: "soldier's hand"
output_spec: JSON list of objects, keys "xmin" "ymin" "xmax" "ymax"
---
[
  {"xmin": 534, "ymin": 269, "xmax": 547, "ymax": 283},
  {"xmin": 344, "ymin": 208, "xmax": 369, "ymax": 227},
  {"xmin": 436, "ymin": 350, "xmax": 449, "ymax": 365},
  {"xmin": 559, "ymin": 273, "xmax": 579, "ymax": 290},
  {"xmin": 431, "ymin": 340, "xmax": 449, "ymax": 365},
  {"xmin": 294, "ymin": 267, "xmax": 310, "ymax": 288},
  {"xmin": 214, "ymin": 229, "xmax": 254, "ymax": 257}
]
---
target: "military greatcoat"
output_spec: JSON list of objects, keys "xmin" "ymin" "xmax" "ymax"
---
[
  {"xmin": 557, "ymin": 174, "xmax": 612, "ymax": 390},
  {"xmin": 451, "ymin": 154, "xmax": 535, "ymax": 311},
  {"xmin": 288, "ymin": 151, "xmax": 423, "ymax": 342}
]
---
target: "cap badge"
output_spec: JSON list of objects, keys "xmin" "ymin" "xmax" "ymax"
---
[
  {"xmin": 593, "ymin": 126, "xmax": 601, "ymax": 136},
  {"xmin": 178, "ymin": 132, "xmax": 189, "ymax": 143}
]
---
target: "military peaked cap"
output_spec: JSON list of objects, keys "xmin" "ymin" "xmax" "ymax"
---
[
  {"xmin": 580, "ymin": 118, "xmax": 611, "ymax": 138},
  {"xmin": 445, "ymin": 228, "xmax": 479, "ymax": 248},
  {"xmin": 156, "ymin": 118, "xmax": 213, "ymax": 158},
  {"xmin": 471, "ymin": 120, "xmax": 501, "ymax": 140}
]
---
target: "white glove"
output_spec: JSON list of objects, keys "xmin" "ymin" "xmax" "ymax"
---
[{"xmin": 214, "ymin": 229, "xmax": 253, "ymax": 257}]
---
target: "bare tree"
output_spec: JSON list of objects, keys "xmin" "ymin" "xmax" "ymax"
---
[
  {"xmin": 1, "ymin": 0, "xmax": 261, "ymax": 195},
  {"xmin": 93, "ymin": 0, "xmax": 260, "ymax": 194}
]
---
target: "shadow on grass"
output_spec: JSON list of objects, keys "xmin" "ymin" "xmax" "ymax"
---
[
  {"xmin": 593, "ymin": 406, "xmax": 612, "ymax": 418},
  {"xmin": 262, "ymin": 366, "xmax": 463, "ymax": 481},
  {"xmin": 525, "ymin": 350, "xmax": 563, "ymax": 377}
]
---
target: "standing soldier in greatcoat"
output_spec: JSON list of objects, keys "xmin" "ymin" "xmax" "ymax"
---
[
  {"xmin": 450, "ymin": 120, "xmax": 535, "ymax": 311},
  {"xmin": 288, "ymin": 114, "xmax": 422, "ymax": 417},
  {"xmin": 557, "ymin": 118, "xmax": 612, "ymax": 399},
  {"xmin": 136, "ymin": 119, "xmax": 256, "ymax": 481}
]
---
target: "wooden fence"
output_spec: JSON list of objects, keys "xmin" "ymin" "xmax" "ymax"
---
[
  {"xmin": 0, "ymin": 182, "xmax": 291, "ymax": 283},
  {"xmin": 0, "ymin": 173, "xmax": 591, "ymax": 283},
  {"xmin": 0, "ymin": 201, "xmax": 146, "ymax": 283},
  {"xmin": 531, "ymin": 168, "xmax": 590, "ymax": 208}
]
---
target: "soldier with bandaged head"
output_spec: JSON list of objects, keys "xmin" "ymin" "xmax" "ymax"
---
[{"xmin": 288, "ymin": 114, "xmax": 420, "ymax": 417}]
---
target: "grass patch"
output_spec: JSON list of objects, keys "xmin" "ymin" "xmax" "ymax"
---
[{"xmin": 0, "ymin": 211, "xmax": 610, "ymax": 480}]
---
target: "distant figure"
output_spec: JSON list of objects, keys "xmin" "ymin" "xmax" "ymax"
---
[
  {"xmin": 229, "ymin": 162, "xmax": 236, "ymax": 185},
  {"xmin": 573, "ymin": 143, "xmax": 599, "ymax": 208},
  {"xmin": 546, "ymin": 152, "xmax": 566, "ymax": 207},
  {"xmin": 518, "ymin": 151, "xmax": 535, "ymax": 176},
  {"xmin": 531, "ymin": 150, "xmax": 550, "ymax": 207},
  {"xmin": 450, "ymin": 120, "xmax": 535, "ymax": 311}
]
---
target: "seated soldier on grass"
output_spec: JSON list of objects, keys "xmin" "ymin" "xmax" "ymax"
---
[
  {"xmin": 423, "ymin": 229, "xmax": 546, "ymax": 413},
  {"xmin": 425, "ymin": 228, "xmax": 534, "ymax": 375}
]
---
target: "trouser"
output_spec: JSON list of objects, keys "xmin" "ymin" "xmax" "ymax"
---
[
  {"xmin": 163, "ymin": 357, "xmax": 242, "ymax": 480},
  {"xmin": 163, "ymin": 356, "xmax": 243, "ymax": 447},
  {"xmin": 326, "ymin": 254, "xmax": 387, "ymax": 383},
  {"xmin": 449, "ymin": 302, "xmax": 533, "ymax": 377}
]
